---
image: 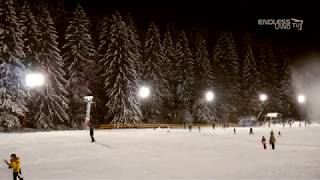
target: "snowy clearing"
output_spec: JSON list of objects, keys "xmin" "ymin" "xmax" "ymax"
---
[{"xmin": 1, "ymin": 122, "xmax": 320, "ymax": 179}]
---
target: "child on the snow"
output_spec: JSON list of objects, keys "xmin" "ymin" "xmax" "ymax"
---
[
  {"xmin": 4, "ymin": 154, "xmax": 24, "ymax": 180},
  {"xmin": 278, "ymin": 131, "xmax": 281, "ymax": 137},
  {"xmin": 189, "ymin": 125, "xmax": 192, "ymax": 132},
  {"xmin": 269, "ymin": 134, "xmax": 277, "ymax": 150},
  {"xmin": 261, "ymin": 136, "xmax": 267, "ymax": 150},
  {"xmin": 233, "ymin": 128, "xmax": 236, "ymax": 135},
  {"xmin": 198, "ymin": 126, "xmax": 201, "ymax": 132}
]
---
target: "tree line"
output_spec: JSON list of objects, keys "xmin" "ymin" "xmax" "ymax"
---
[{"xmin": 0, "ymin": 0, "xmax": 297, "ymax": 130}]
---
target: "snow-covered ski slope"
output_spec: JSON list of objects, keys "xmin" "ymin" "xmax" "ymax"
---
[{"xmin": 1, "ymin": 122, "xmax": 320, "ymax": 179}]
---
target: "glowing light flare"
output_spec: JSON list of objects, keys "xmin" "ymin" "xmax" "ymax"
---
[
  {"xmin": 297, "ymin": 94, "xmax": 306, "ymax": 104},
  {"xmin": 205, "ymin": 91, "xmax": 214, "ymax": 102},
  {"xmin": 259, "ymin": 94, "xmax": 268, "ymax": 102},
  {"xmin": 139, "ymin": 86, "xmax": 150, "ymax": 98},
  {"xmin": 26, "ymin": 73, "xmax": 45, "ymax": 87}
]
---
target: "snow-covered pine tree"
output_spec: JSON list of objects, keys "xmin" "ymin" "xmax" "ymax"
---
[
  {"xmin": 0, "ymin": 0, "xmax": 28, "ymax": 130},
  {"xmin": 175, "ymin": 30, "xmax": 195, "ymax": 122},
  {"xmin": 240, "ymin": 42, "xmax": 259, "ymax": 115},
  {"xmin": 162, "ymin": 25, "xmax": 177, "ymax": 122},
  {"xmin": 192, "ymin": 34, "xmax": 216, "ymax": 123},
  {"xmin": 93, "ymin": 14, "xmax": 110, "ymax": 124},
  {"xmin": 124, "ymin": 13, "xmax": 143, "ymax": 82},
  {"xmin": 98, "ymin": 15, "xmax": 110, "ymax": 57},
  {"xmin": 18, "ymin": 0, "xmax": 43, "ymax": 128},
  {"xmin": 63, "ymin": 4, "xmax": 96, "ymax": 128},
  {"xmin": 49, "ymin": 0, "xmax": 67, "ymax": 50},
  {"xmin": 212, "ymin": 31, "xmax": 241, "ymax": 122},
  {"xmin": 274, "ymin": 48, "xmax": 294, "ymax": 118},
  {"xmin": 33, "ymin": 5, "xmax": 69, "ymax": 129},
  {"xmin": 255, "ymin": 40, "xmax": 278, "ymax": 112},
  {"xmin": 100, "ymin": 12, "xmax": 141, "ymax": 124},
  {"xmin": 142, "ymin": 22, "xmax": 169, "ymax": 122},
  {"xmin": 18, "ymin": 0, "xmax": 40, "ymax": 68}
]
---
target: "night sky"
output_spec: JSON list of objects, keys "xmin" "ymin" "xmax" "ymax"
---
[{"xmin": 64, "ymin": 0, "xmax": 320, "ymax": 61}]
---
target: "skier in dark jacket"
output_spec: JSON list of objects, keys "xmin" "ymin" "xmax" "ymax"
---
[
  {"xmin": 90, "ymin": 126, "xmax": 95, "ymax": 142},
  {"xmin": 249, "ymin": 128, "xmax": 254, "ymax": 135},
  {"xmin": 261, "ymin": 136, "xmax": 267, "ymax": 150},
  {"xmin": 233, "ymin": 128, "xmax": 236, "ymax": 135}
]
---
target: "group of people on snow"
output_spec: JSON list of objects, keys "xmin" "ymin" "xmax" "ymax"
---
[{"xmin": 261, "ymin": 130, "xmax": 277, "ymax": 150}]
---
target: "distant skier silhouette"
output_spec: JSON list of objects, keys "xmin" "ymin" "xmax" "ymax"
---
[
  {"xmin": 90, "ymin": 126, "xmax": 95, "ymax": 142},
  {"xmin": 249, "ymin": 128, "xmax": 254, "ymax": 135},
  {"xmin": 261, "ymin": 136, "xmax": 267, "ymax": 150}
]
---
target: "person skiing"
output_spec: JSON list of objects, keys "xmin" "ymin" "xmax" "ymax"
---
[
  {"xmin": 233, "ymin": 128, "xmax": 236, "ymax": 135},
  {"xmin": 188, "ymin": 125, "xmax": 192, "ymax": 132},
  {"xmin": 278, "ymin": 131, "xmax": 281, "ymax": 137},
  {"xmin": 249, "ymin": 128, "xmax": 254, "ymax": 135},
  {"xmin": 90, "ymin": 125, "xmax": 95, "ymax": 142},
  {"xmin": 212, "ymin": 123, "xmax": 215, "ymax": 129},
  {"xmin": 4, "ymin": 154, "xmax": 24, "ymax": 180},
  {"xmin": 269, "ymin": 134, "xmax": 277, "ymax": 150},
  {"xmin": 261, "ymin": 136, "xmax": 267, "ymax": 150},
  {"xmin": 198, "ymin": 126, "xmax": 201, "ymax": 132}
]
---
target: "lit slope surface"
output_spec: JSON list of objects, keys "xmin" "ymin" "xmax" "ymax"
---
[{"xmin": 1, "ymin": 123, "xmax": 320, "ymax": 179}]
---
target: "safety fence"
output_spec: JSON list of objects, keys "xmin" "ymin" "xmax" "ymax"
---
[{"xmin": 99, "ymin": 123, "xmax": 238, "ymax": 129}]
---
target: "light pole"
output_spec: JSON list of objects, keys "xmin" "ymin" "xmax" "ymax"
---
[
  {"xmin": 84, "ymin": 96, "xmax": 94, "ymax": 129},
  {"xmin": 139, "ymin": 86, "xmax": 151, "ymax": 122},
  {"xmin": 297, "ymin": 94, "xmax": 306, "ymax": 123},
  {"xmin": 257, "ymin": 93, "xmax": 268, "ymax": 123},
  {"xmin": 25, "ymin": 72, "xmax": 45, "ymax": 127}
]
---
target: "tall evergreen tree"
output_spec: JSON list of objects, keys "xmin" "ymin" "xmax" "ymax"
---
[
  {"xmin": 0, "ymin": 0, "xmax": 28, "ymax": 130},
  {"xmin": 240, "ymin": 44, "xmax": 259, "ymax": 115},
  {"xmin": 18, "ymin": 0, "xmax": 43, "ymax": 128},
  {"xmin": 33, "ymin": 5, "xmax": 69, "ymax": 129},
  {"xmin": 192, "ymin": 34, "xmax": 216, "ymax": 123},
  {"xmin": 212, "ymin": 31, "xmax": 241, "ymax": 122},
  {"xmin": 124, "ymin": 13, "xmax": 142, "ymax": 82},
  {"xmin": 274, "ymin": 48, "xmax": 294, "ymax": 118},
  {"xmin": 49, "ymin": 0, "xmax": 67, "ymax": 49},
  {"xmin": 255, "ymin": 40, "xmax": 278, "ymax": 112},
  {"xmin": 142, "ymin": 22, "xmax": 169, "ymax": 122},
  {"xmin": 18, "ymin": 0, "xmax": 40, "ymax": 68},
  {"xmin": 175, "ymin": 30, "xmax": 195, "ymax": 122},
  {"xmin": 63, "ymin": 4, "xmax": 96, "ymax": 128},
  {"xmin": 100, "ymin": 12, "xmax": 141, "ymax": 124},
  {"xmin": 162, "ymin": 25, "xmax": 177, "ymax": 122},
  {"xmin": 93, "ymin": 14, "xmax": 110, "ymax": 124}
]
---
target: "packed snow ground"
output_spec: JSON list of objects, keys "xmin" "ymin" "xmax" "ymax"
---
[{"xmin": 1, "ymin": 122, "xmax": 320, "ymax": 179}]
